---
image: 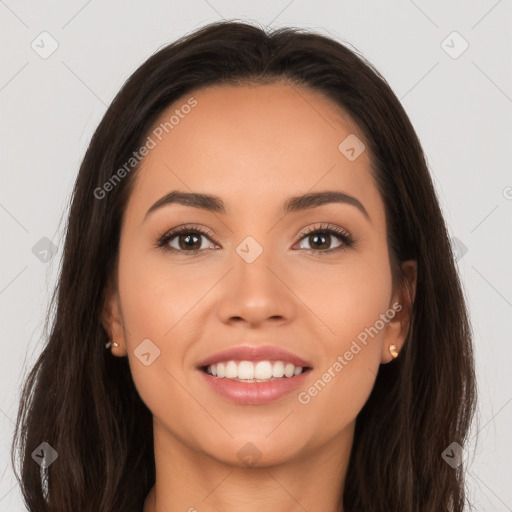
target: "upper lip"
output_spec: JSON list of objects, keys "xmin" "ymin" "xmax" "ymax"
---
[{"xmin": 196, "ymin": 345, "xmax": 313, "ymax": 369}]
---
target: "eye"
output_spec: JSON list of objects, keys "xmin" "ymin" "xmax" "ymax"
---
[
  {"xmin": 156, "ymin": 224, "xmax": 218, "ymax": 255},
  {"xmin": 295, "ymin": 223, "xmax": 354, "ymax": 254},
  {"xmin": 155, "ymin": 223, "xmax": 355, "ymax": 256}
]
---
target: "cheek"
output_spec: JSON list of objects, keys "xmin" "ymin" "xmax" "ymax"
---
[
  {"xmin": 117, "ymin": 260, "xmax": 195, "ymax": 434},
  {"xmin": 293, "ymin": 249, "xmax": 392, "ymax": 427},
  {"xmin": 117, "ymin": 242, "xmax": 208, "ymax": 341},
  {"xmin": 292, "ymin": 247, "xmax": 393, "ymax": 346},
  {"xmin": 116, "ymin": 239, "xmax": 222, "ymax": 416}
]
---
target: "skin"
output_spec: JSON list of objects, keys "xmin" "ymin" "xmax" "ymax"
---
[{"xmin": 103, "ymin": 82, "xmax": 417, "ymax": 512}]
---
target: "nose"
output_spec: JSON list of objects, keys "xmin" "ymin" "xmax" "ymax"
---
[{"xmin": 215, "ymin": 244, "xmax": 296, "ymax": 328}]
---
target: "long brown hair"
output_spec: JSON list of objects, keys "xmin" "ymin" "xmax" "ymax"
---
[{"xmin": 11, "ymin": 20, "xmax": 477, "ymax": 512}]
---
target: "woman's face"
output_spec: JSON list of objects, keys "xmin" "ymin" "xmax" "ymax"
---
[{"xmin": 104, "ymin": 82, "xmax": 414, "ymax": 467}]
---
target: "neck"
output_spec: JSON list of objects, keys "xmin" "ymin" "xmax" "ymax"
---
[{"xmin": 143, "ymin": 419, "xmax": 353, "ymax": 512}]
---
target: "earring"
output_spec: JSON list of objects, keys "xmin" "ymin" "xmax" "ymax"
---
[
  {"xmin": 389, "ymin": 344, "xmax": 399, "ymax": 359},
  {"xmin": 105, "ymin": 339, "xmax": 119, "ymax": 349}
]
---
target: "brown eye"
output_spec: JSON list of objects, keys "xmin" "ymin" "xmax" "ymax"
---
[
  {"xmin": 175, "ymin": 233, "xmax": 203, "ymax": 251},
  {"xmin": 301, "ymin": 232, "xmax": 342, "ymax": 251},
  {"xmin": 301, "ymin": 232, "xmax": 340, "ymax": 251},
  {"xmin": 157, "ymin": 225, "xmax": 219, "ymax": 255},
  {"xmin": 296, "ymin": 225, "xmax": 353, "ymax": 253},
  {"xmin": 167, "ymin": 230, "xmax": 213, "ymax": 252}
]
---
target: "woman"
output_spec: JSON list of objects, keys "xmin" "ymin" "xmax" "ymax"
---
[{"xmin": 11, "ymin": 20, "xmax": 476, "ymax": 512}]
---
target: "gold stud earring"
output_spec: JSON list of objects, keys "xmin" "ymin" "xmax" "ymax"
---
[{"xmin": 389, "ymin": 344, "xmax": 399, "ymax": 359}]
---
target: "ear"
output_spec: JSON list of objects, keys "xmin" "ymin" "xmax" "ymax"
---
[
  {"xmin": 101, "ymin": 281, "xmax": 128, "ymax": 357},
  {"xmin": 381, "ymin": 259, "xmax": 417, "ymax": 364}
]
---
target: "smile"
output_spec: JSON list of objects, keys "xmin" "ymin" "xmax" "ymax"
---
[
  {"xmin": 203, "ymin": 359, "xmax": 310, "ymax": 381},
  {"xmin": 199, "ymin": 361, "xmax": 313, "ymax": 405}
]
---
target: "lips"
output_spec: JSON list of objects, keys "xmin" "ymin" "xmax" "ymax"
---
[
  {"xmin": 196, "ymin": 345, "xmax": 313, "ymax": 370},
  {"xmin": 199, "ymin": 367, "xmax": 312, "ymax": 405}
]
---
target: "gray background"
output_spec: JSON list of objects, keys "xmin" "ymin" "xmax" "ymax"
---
[{"xmin": 1, "ymin": 1, "xmax": 511, "ymax": 510}]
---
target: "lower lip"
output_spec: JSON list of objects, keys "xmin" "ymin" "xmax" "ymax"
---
[{"xmin": 198, "ymin": 368, "xmax": 312, "ymax": 405}]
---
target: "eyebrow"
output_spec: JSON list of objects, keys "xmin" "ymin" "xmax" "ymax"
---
[{"xmin": 144, "ymin": 190, "xmax": 370, "ymax": 221}]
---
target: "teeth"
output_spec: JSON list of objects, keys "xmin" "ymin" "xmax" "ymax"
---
[
  {"xmin": 206, "ymin": 360, "xmax": 305, "ymax": 381},
  {"xmin": 226, "ymin": 361, "xmax": 238, "ymax": 379}
]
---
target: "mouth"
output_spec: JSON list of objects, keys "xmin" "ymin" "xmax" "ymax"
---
[
  {"xmin": 199, "ymin": 362, "xmax": 313, "ymax": 383},
  {"xmin": 197, "ymin": 362, "xmax": 313, "ymax": 405},
  {"xmin": 195, "ymin": 345, "xmax": 313, "ymax": 404}
]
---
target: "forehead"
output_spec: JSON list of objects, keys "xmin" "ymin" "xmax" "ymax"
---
[{"xmin": 125, "ymin": 82, "xmax": 383, "ymax": 222}]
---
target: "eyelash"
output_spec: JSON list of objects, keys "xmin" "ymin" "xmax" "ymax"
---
[{"xmin": 155, "ymin": 223, "xmax": 355, "ymax": 256}]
